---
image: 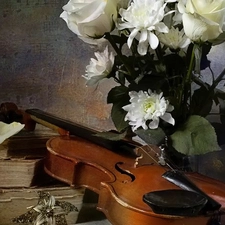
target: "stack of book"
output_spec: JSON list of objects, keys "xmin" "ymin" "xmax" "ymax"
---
[
  {"xmin": 0, "ymin": 128, "xmax": 85, "ymax": 225},
  {"xmin": 0, "ymin": 129, "xmax": 55, "ymax": 187}
]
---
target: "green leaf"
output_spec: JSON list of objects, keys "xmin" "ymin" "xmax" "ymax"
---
[
  {"xmin": 107, "ymin": 86, "xmax": 130, "ymax": 132},
  {"xmin": 111, "ymin": 102, "xmax": 129, "ymax": 132},
  {"xmin": 118, "ymin": 71, "xmax": 126, "ymax": 85},
  {"xmin": 134, "ymin": 128, "xmax": 166, "ymax": 146},
  {"xmin": 191, "ymin": 86, "xmax": 213, "ymax": 117},
  {"xmin": 129, "ymin": 74, "xmax": 165, "ymax": 93},
  {"xmin": 171, "ymin": 115, "xmax": 221, "ymax": 155},
  {"xmin": 108, "ymin": 34, "xmax": 127, "ymax": 46},
  {"xmin": 107, "ymin": 86, "xmax": 129, "ymax": 104},
  {"xmin": 218, "ymin": 98, "xmax": 225, "ymax": 124}
]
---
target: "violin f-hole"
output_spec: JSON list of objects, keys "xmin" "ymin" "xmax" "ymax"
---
[{"xmin": 115, "ymin": 162, "xmax": 135, "ymax": 183}]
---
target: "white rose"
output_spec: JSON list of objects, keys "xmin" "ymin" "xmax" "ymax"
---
[
  {"xmin": 180, "ymin": 0, "xmax": 225, "ymax": 42},
  {"xmin": 60, "ymin": 0, "xmax": 119, "ymax": 43}
]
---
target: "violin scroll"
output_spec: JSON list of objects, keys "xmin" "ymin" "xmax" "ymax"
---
[{"xmin": 0, "ymin": 102, "xmax": 36, "ymax": 130}]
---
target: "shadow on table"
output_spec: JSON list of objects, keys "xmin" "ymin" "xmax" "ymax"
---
[{"xmin": 76, "ymin": 189, "xmax": 108, "ymax": 223}]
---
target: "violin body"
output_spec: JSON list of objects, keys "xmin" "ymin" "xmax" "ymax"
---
[
  {"xmin": 2, "ymin": 103, "xmax": 225, "ymax": 225},
  {"xmin": 45, "ymin": 135, "xmax": 225, "ymax": 225}
]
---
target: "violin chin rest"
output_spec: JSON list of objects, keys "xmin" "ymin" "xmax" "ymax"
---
[{"xmin": 143, "ymin": 189, "xmax": 207, "ymax": 217}]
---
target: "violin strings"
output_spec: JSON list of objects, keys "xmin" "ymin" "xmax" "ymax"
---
[
  {"xmin": 142, "ymin": 144, "xmax": 177, "ymax": 171},
  {"xmin": 138, "ymin": 145, "xmax": 160, "ymax": 165},
  {"xmin": 134, "ymin": 135, "xmax": 178, "ymax": 171}
]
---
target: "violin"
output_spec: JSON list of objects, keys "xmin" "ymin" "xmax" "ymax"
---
[{"xmin": 2, "ymin": 102, "xmax": 225, "ymax": 225}]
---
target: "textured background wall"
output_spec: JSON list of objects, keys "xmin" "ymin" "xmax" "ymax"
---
[
  {"xmin": 1, "ymin": 0, "xmax": 225, "ymax": 129},
  {"xmin": 0, "ymin": 0, "xmax": 115, "ymax": 131}
]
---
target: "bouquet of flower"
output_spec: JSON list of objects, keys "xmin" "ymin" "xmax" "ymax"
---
[{"xmin": 60, "ymin": 0, "xmax": 225, "ymax": 158}]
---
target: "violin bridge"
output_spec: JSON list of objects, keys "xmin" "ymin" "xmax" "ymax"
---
[{"xmin": 134, "ymin": 145, "xmax": 161, "ymax": 167}]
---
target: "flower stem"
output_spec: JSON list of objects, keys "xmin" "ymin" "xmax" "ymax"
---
[
  {"xmin": 178, "ymin": 44, "xmax": 197, "ymax": 118},
  {"xmin": 186, "ymin": 44, "xmax": 196, "ymax": 84},
  {"xmin": 104, "ymin": 32, "xmax": 134, "ymax": 77},
  {"xmin": 198, "ymin": 67, "xmax": 225, "ymax": 115},
  {"xmin": 213, "ymin": 67, "xmax": 225, "ymax": 87},
  {"xmin": 155, "ymin": 43, "xmax": 164, "ymax": 63},
  {"xmin": 113, "ymin": 75, "xmax": 125, "ymax": 86}
]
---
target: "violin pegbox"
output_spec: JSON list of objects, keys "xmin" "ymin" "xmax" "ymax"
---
[{"xmin": 134, "ymin": 144, "xmax": 162, "ymax": 168}]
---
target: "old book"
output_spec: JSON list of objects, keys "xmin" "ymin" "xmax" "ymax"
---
[
  {"xmin": 0, "ymin": 158, "xmax": 56, "ymax": 188},
  {"xmin": 0, "ymin": 185, "xmax": 85, "ymax": 225},
  {"xmin": 0, "ymin": 128, "xmax": 58, "ymax": 187},
  {"xmin": 0, "ymin": 129, "xmax": 57, "ymax": 159}
]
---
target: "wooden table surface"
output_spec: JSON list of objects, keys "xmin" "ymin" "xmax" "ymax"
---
[{"xmin": 75, "ymin": 189, "xmax": 112, "ymax": 225}]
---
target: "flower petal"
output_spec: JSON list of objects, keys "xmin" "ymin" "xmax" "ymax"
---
[
  {"xmin": 79, "ymin": 0, "xmax": 107, "ymax": 23},
  {"xmin": 137, "ymin": 40, "xmax": 149, "ymax": 55},
  {"xmin": 148, "ymin": 32, "xmax": 159, "ymax": 49},
  {"xmin": 155, "ymin": 22, "xmax": 169, "ymax": 33},
  {"xmin": 137, "ymin": 30, "xmax": 148, "ymax": 55},
  {"xmin": 0, "ymin": 122, "xmax": 24, "ymax": 144},
  {"xmin": 139, "ymin": 29, "xmax": 148, "ymax": 43},
  {"xmin": 160, "ymin": 112, "xmax": 175, "ymax": 125},
  {"xmin": 149, "ymin": 118, "xmax": 160, "ymax": 129},
  {"xmin": 127, "ymin": 28, "xmax": 139, "ymax": 48}
]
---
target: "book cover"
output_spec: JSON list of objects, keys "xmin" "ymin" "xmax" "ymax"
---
[{"xmin": 0, "ymin": 186, "xmax": 85, "ymax": 225}]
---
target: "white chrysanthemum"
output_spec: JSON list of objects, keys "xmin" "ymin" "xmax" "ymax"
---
[
  {"xmin": 158, "ymin": 27, "xmax": 191, "ymax": 50},
  {"xmin": 117, "ymin": 0, "xmax": 169, "ymax": 55},
  {"xmin": 123, "ymin": 89, "xmax": 175, "ymax": 131},
  {"xmin": 83, "ymin": 46, "xmax": 114, "ymax": 85}
]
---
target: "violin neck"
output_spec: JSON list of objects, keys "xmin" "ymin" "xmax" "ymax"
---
[{"xmin": 26, "ymin": 109, "xmax": 137, "ymax": 156}]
